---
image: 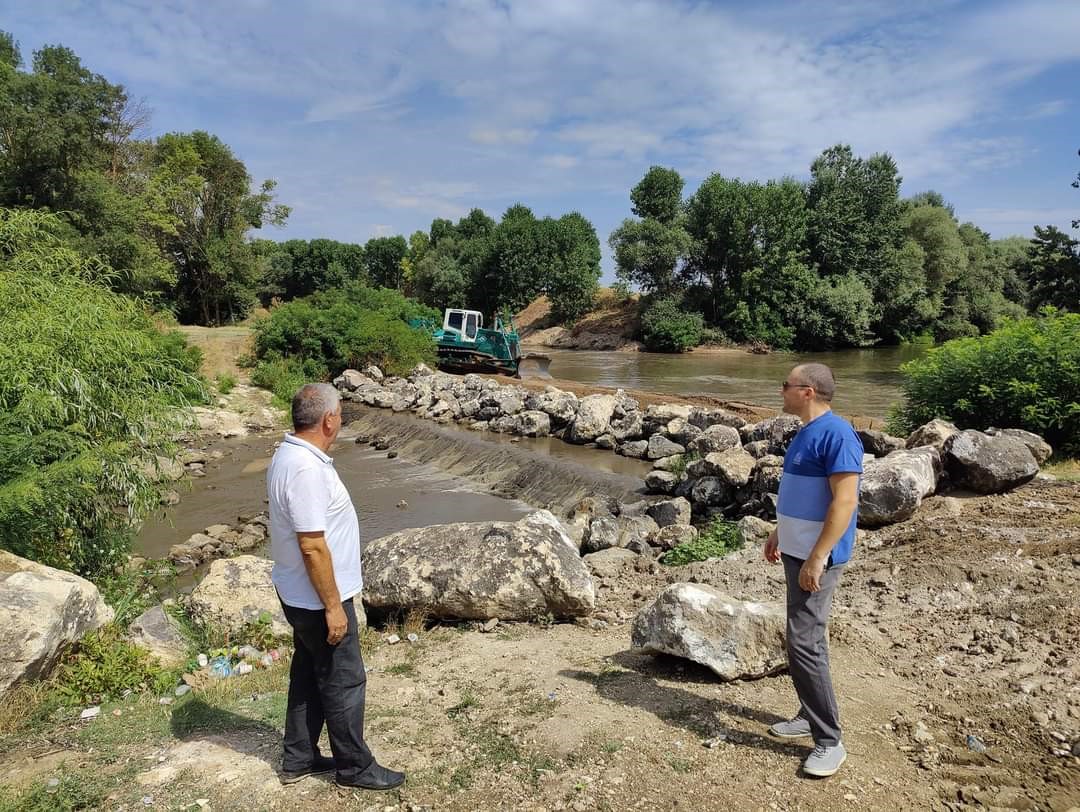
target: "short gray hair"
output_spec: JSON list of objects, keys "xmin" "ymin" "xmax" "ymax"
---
[
  {"xmin": 793, "ymin": 363, "xmax": 836, "ymax": 402},
  {"xmin": 292, "ymin": 383, "xmax": 341, "ymax": 431}
]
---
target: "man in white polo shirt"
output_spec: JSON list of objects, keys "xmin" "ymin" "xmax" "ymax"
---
[{"xmin": 268, "ymin": 383, "xmax": 404, "ymax": 790}]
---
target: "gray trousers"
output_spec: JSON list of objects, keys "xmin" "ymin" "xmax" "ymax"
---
[{"xmin": 782, "ymin": 553, "xmax": 844, "ymax": 746}]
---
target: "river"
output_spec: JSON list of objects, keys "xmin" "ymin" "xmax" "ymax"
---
[{"xmin": 537, "ymin": 345, "xmax": 928, "ymax": 421}]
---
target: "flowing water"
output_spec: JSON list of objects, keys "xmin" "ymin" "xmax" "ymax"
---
[
  {"xmin": 135, "ymin": 409, "xmax": 649, "ymax": 558},
  {"xmin": 137, "ymin": 345, "xmax": 923, "ymax": 555},
  {"xmin": 538, "ymin": 345, "xmax": 928, "ymax": 421}
]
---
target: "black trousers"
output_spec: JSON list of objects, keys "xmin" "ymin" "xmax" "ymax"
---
[{"xmin": 279, "ymin": 596, "xmax": 374, "ymax": 780}]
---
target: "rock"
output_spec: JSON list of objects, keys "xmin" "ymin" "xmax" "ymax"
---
[
  {"xmin": 750, "ymin": 456, "xmax": 784, "ymax": 494},
  {"xmin": 859, "ymin": 447, "xmax": 941, "ymax": 526},
  {"xmin": 689, "ymin": 407, "xmax": 747, "ymax": 430},
  {"xmin": 149, "ymin": 455, "xmax": 184, "ymax": 482},
  {"xmin": 127, "ymin": 605, "xmax": 188, "ymax": 667},
  {"xmin": 159, "ymin": 490, "xmax": 181, "ymax": 506},
  {"xmin": 362, "ymin": 511, "xmax": 594, "ymax": 620},
  {"xmin": 582, "ymin": 548, "xmax": 638, "ymax": 579},
  {"xmin": 739, "ymin": 415, "xmax": 802, "ymax": 450},
  {"xmin": 736, "ymin": 516, "xmax": 775, "ymax": 545},
  {"xmin": 857, "ymin": 429, "xmax": 906, "ymax": 458},
  {"xmin": 944, "ymin": 431, "xmax": 1039, "ymax": 494},
  {"xmin": 363, "ymin": 364, "xmax": 384, "ymax": 382},
  {"xmin": 617, "ymin": 439, "xmax": 649, "ymax": 459},
  {"xmin": 582, "ymin": 515, "xmax": 659, "ymax": 554},
  {"xmin": 646, "ymin": 498, "xmax": 692, "ymax": 529},
  {"xmin": 644, "ymin": 470, "xmax": 679, "ymax": 494},
  {"xmin": 410, "ymin": 362, "xmax": 435, "ymax": 378},
  {"xmin": 985, "ymin": 427, "xmax": 1053, "ymax": 465},
  {"xmin": 191, "ymin": 407, "xmax": 248, "ymax": 438},
  {"xmin": 665, "ymin": 418, "xmax": 701, "ymax": 447},
  {"xmin": 334, "ymin": 369, "xmax": 375, "ymax": 391},
  {"xmin": 534, "ymin": 387, "xmax": 579, "ymax": 426},
  {"xmin": 704, "ymin": 448, "xmax": 756, "ymax": 487},
  {"xmin": 647, "ymin": 434, "xmax": 686, "ymax": 460},
  {"xmin": 609, "ymin": 410, "xmax": 644, "ymax": 442},
  {"xmin": 567, "ymin": 395, "xmax": 617, "ymax": 444},
  {"xmin": 594, "ymin": 434, "xmax": 616, "ymax": 450},
  {"xmin": 652, "ymin": 454, "xmax": 685, "ymax": 472},
  {"xmin": 691, "ymin": 477, "xmax": 730, "ymax": 507},
  {"xmin": 187, "ymin": 556, "xmax": 291, "ymax": 637},
  {"xmin": 204, "ymin": 524, "xmax": 232, "ymax": 539},
  {"xmin": 650, "ymin": 524, "xmax": 699, "ymax": 551},
  {"xmin": 513, "ymin": 410, "xmax": 552, "ymax": 438},
  {"xmin": 905, "ymin": 419, "xmax": 958, "ymax": 451},
  {"xmin": 631, "ymin": 584, "xmax": 786, "ymax": 681},
  {"xmin": 688, "ymin": 425, "xmax": 741, "ymax": 455},
  {"xmin": 370, "ymin": 390, "xmax": 396, "ymax": 409},
  {"xmin": 0, "ymin": 551, "xmax": 114, "ymax": 696},
  {"xmin": 642, "ymin": 404, "xmax": 693, "ymax": 435},
  {"xmin": 743, "ymin": 440, "xmax": 771, "ymax": 459}
]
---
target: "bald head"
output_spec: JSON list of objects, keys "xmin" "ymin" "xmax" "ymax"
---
[
  {"xmin": 291, "ymin": 383, "xmax": 341, "ymax": 431},
  {"xmin": 792, "ymin": 363, "xmax": 836, "ymax": 403}
]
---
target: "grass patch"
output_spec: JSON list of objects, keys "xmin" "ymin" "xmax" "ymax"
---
[
  {"xmin": 54, "ymin": 625, "xmax": 179, "ymax": 705},
  {"xmin": 215, "ymin": 372, "xmax": 238, "ymax": 395},
  {"xmin": 1043, "ymin": 458, "xmax": 1080, "ymax": 481},
  {"xmin": 668, "ymin": 756, "xmax": 694, "ymax": 773},
  {"xmin": 602, "ymin": 739, "xmax": 624, "ymax": 754},
  {"xmin": 0, "ymin": 763, "xmax": 141, "ymax": 812},
  {"xmin": 0, "ymin": 681, "xmax": 66, "ymax": 740},
  {"xmin": 385, "ymin": 661, "xmax": 418, "ymax": 677},
  {"xmin": 660, "ymin": 519, "xmax": 743, "ymax": 565},
  {"xmin": 447, "ymin": 689, "xmax": 480, "ymax": 718}
]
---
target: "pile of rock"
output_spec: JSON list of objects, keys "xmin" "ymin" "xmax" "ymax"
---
[
  {"xmin": 644, "ymin": 414, "xmax": 1049, "ymax": 530},
  {"xmin": 167, "ymin": 514, "xmax": 268, "ymax": 571},
  {"xmin": 333, "ymin": 366, "xmax": 753, "ymax": 454}
]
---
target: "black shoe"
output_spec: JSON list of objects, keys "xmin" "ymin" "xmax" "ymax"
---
[
  {"xmin": 280, "ymin": 754, "xmax": 336, "ymax": 785},
  {"xmin": 335, "ymin": 762, "xmax": 406, "ymax": 791}
]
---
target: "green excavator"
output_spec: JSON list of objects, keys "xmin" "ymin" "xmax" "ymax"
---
[{"xmin": 410, "ymin": 308, "xmax": 552, "ymax": 379}]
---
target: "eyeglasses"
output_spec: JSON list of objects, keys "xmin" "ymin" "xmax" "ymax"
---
[{"xmin": 781, "ymin": 382, "xmax": 813, "ymax": 391}]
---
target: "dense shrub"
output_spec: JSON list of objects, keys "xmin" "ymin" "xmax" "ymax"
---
[
  {"xmin": 55, "ymin": 625, "xmax": 176, "ymax": 704},
  {"xmin": 0, "ymin": 209, "xmax": 206, "ymax": 576},
  {"xmin": 251, "ymin": 283, "xmax": 438, "ymax": 392},
  {"xmin": 641, "ymin": 295, "xmax": 703, "ymax": 352},
  {"xmin": 890, "ymin": 310, "xmax": 1080, "ymax": 451}
]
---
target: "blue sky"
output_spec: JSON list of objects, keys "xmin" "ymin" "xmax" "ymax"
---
[{"xmin": 4, "ymin": 0, "xmax": 1079, "ymax": 281}]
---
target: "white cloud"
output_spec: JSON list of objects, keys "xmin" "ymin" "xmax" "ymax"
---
[{"xmin": 5, "ymin": 0, "xmax": 1079, "ymax": 250}]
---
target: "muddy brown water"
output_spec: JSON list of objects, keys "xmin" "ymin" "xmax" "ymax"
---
[
  {"xmin": 536, "ymin": 345, "xmax": 928, "ymax": 421},
  {"xmin": 135, "ymin": 407, "xmax": 650, "ymax": 559}
]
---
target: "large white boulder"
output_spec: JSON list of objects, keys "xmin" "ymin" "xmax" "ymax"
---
[
  {"xmin": 362, "ymin": 511, "xmax": 595, "ymax": 620},
  {"xmin": 567, "ymin": 395, "xmax": 617, "ymax": 444},
  {"xmin": 0, "ymin": 551, "xmax": 114, "ymax": 695},
  {"xmin": 859, "ymin": 446, "xmax": 941, "ymax": 527},
  {"xmin": 187, "ymin": 556, "xmax": 290, "ymax": 638},
  {"xmin": 631, "ymin": 583, "xmax": 787, "ymax": 681}
]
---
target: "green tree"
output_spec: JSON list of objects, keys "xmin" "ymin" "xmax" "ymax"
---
[
  {"xmin": 412, "ymin": 236, "xmax": 469, "ymax": 310},
  {"xmin": 1026, "ymin": 225, "xmax": 1080, "ymax": 312},
  {"xmin": 640, "ymin": 295, "xmax": 703, "ymax": 352},
  {"xmin": 542, "ymin": 211, "xmax": 601, "ymax": 322},
  {"xmin": 146, "ymin": 131, "xmax": 289, "ymax": 324},
  {"xmin": 256, "ymin": 238, "xmax": 365, "ymax": 304},
  {"xmin": 631, "ymin": 166, "xmax": 685, "ymax": 224},
  {"xmin": 364, "ymin": 235, "xmax": 408, "ymax": 290}
]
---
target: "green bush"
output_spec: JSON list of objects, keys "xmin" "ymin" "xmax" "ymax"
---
[
  {"xmin": 215, "ymin": 371, "xmax": 238, "ymax": 395},
  {"xmin": 889, "ymin": 309, "xmax": 1080, "ymax": 451},
  {"xmin": 55, "ymin": 625, "xmax": 176, "ymax": 704},
  {"xmin": 660, "ymin": 519, "xmax": 743, "ymax": 565},
  {"xmin": 641, "ymin": 295, "xmax": 703, "ymax": 352},
  {"xmin": 0, "ymin": 209, "xmax": 208, "ymax": 577},
  {"xmin": 251, "ymin": 283, "xmax": 438, "ymax": 389}
]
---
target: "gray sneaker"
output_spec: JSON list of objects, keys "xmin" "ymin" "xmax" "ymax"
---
[
  {"xmin": 802, "ymin": 742, "xmax": 847, "ymax": 777},
  {"xmin": 768, "ymin": 715, "xmax": 812, "ymax": 739}
]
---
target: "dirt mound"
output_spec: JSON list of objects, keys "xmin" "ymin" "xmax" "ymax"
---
[{"xmin": 516, "ymin": 291, "xmax": 642, "ymax": 351}]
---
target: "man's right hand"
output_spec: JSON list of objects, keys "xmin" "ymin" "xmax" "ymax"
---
[
  {"xmin": 764, "ymin": 531, "xmax": 780, "ymax": 564},
  {"xmin": 325, "ymin": 602, "xmax": 348, "ymax": 645}
]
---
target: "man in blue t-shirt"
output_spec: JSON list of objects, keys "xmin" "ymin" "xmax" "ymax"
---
[{"xmin": 764, "ymin": 363, "xmax": 863, "ymax": 778}]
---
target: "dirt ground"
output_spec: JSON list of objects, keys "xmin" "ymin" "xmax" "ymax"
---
[{"xmin": 2, "ymin": 477, "xmax": 1077, "ymax": 811}]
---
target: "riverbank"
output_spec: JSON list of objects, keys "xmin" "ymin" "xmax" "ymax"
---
[{"xmin": 3, "ymin": 472, "xmax": 1077, "ymax": 810}]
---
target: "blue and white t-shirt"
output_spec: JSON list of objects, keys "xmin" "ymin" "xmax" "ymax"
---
[{"xmin": 776, "ymin": 411, "xmax": 863, "ymax": 565}]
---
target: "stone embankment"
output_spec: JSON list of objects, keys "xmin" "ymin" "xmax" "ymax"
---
[{"xmin": 334, "ymin": 364, "xmax": 1050, "ymax": 532}]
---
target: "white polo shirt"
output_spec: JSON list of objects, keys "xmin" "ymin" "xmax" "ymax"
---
[{"xmin": 267, "ymin": 434, "xmax": 363, "ymax": 610}]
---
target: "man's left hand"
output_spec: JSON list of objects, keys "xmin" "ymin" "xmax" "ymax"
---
[{"xmin": 799, "ymin": 556, "xmax": 826, "ymax": 593}]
